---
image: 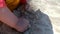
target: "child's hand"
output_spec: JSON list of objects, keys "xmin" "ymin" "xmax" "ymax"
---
[
  {"xmin": 0, "ymin": 0, "xmax": 29, "ymax": 32},
  {"xmin": 14, "ymin": 17, "xmax": 29, "ymax": 32}
]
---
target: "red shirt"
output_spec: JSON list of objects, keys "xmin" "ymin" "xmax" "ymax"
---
[
  {"xmin": 0, "ymin": 0, "xmax": 6, "ymax": 8},
  {"xmin": 20, "ymin": 0, "xmax": 27, "ymax": 4}
]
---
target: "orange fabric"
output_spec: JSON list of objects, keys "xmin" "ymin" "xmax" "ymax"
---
[
  {"xmin": 1, "ymin": 0, "xmax": 27, "ymax": 11},
  {"xmin": 5, "ymin": 0, "xmax": 20, "ymax": 11}
]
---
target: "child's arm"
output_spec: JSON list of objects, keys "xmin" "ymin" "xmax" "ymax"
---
[
  {"xmin": 0, "ymin": 0, "xmax": 29, "ymax": 32},
  {"xmin": 0, "ymin": 0, "xmax": 18, "ymax": 28},
  {"xmin": 0, "ymin": 7, "xmax": 29, "ymax": 32},
  {"xmin": 0, "ymin": 6, "xmax": 19, "ymax": 28}
]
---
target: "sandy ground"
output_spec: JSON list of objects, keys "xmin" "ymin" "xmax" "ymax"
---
[{"xmin": 0, "ymin": 0, "xmax": 60, "ymax": 34}]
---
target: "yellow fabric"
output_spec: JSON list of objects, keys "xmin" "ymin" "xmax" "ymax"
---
[{"xmin": 5, "ymin": 0, "xmax": 20, "ymax": 11}]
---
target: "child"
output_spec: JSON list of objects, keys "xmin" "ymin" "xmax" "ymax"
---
[{"xmin": 0, "ymin": 0, "xmax": 29, "ymax": 32}]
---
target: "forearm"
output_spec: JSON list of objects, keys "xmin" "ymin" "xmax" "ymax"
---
[
  {"xmin": 0, "ymin": 7, "xmax": 29, "ymax": 32},
  {"xmin": 0, "ymin": 7, "xmax": 18, "ymax": 28}
]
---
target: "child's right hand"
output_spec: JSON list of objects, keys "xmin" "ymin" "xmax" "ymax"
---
[
  {"xmin": 0, "ymin": 0, "xmax": 29, "ymax": 32},
  {"xmin": 14, "ymin": 17, "xmax": 29, "ymax": 32}
]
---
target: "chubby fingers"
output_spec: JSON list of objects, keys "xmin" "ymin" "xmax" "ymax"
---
[{"xmin": 14, "ymin": 17, "xmax": 29, "ymax": 32}]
